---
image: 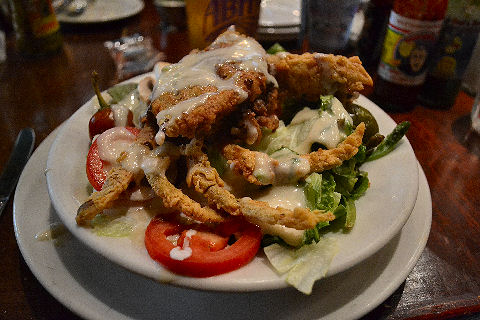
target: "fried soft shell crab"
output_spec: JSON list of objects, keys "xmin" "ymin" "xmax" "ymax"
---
[{"xmin": 77, "ymin": 30, "xmax": 373, "ymax": 245}]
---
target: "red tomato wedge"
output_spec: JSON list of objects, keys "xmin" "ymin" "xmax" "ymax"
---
[
  {"xmin": 145, "ymin": 217, "xmax": 262, "ymax": 277},
  {"xmin": 86, "ymin": 127, "xmax": 139, "ymax": 191}
]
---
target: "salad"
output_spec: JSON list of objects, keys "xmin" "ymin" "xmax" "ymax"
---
[{"xmin": 76, "ymin": 30, "xmax": 409, "ymax": 294}]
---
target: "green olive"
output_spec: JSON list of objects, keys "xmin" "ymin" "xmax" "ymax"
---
[{"xmin": 346, "ymin": 104, "xmax": 379, "ymax": 143}]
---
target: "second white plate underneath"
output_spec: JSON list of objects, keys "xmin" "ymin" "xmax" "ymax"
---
[{"xmin": 15, "ymin": 127, "xmax": 431, "ymax": 320}]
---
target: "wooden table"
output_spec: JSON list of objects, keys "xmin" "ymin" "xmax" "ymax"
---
[{"xmin": 1, "ymin": 1, "xmax": 479, "ymax": 319}]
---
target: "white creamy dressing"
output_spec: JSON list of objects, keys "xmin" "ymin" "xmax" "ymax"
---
[
  {"xmin": 115, "ymin": 89, "xmax": 148, "ymax": 127},
  {"xmin": 35, "ymin": 222, "xmax": 67, "ymax": 241},
  {"xmin": 253, "ymin": 185, "xmax": 306, "ymax": 210},
  {"xmin": 154, "ymin": 92, "xmax": 215, "ymax": 144},
  {"xmin": 96, "ymin": 127, "xmax": 172, "ymax": 178},
  {"xmin": 251, "ymin": 97, "xmax": 352, "ymax": 185},
  {"xmin": 151, "ymin": 31, "xmax": 277, "ymax": 143},
  {"xmin": 119, "ymin": 143, "xmax": 154, "ymax": 175},
  {"xmin": 250, "ymin": 185, "xmax": 307, "ymax": 247},
  {"xmin": 170, "ymin": 229, "xmax": 197, "ymax": 261},
  {"xmin": 96, "ymin": 127, "xmax": 137, "ymax": 171},
  {"xmin": 245, "ymin": 118, "xmax": 259, "ymax": 145},
  {"xmin": 253, "ymin": 152, "xmax": 276, "ymax": 184},
  {"xmin": 290, "ymin": 97, "xmax": 353, "ymax": 152},
  {"xmin": 253, "ymin": 151, "xmax": 311, "ymax": 185},
  {"xmin": 111, "ymin": 104, "xmax": 130, "ymax": 127}
]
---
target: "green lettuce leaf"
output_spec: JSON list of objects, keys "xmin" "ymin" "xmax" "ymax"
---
[{"xmin": 107, "ymin": 83, "xmax": 138, "ymax": 104}]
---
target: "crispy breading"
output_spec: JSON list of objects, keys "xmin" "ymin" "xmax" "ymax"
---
[
  {"xmin": 146, "ymin": 171, "xmax": 226, "ymax": 223},
  {"xmin": 239, "ymin": 198, "xmax": 336, "ymax": 230},
  {"xmin": 77, "ymin": 31, "xmax": 374, "ymax": 233},
  {"xmin": 222, "ymin": 144, "xmax": 269, "ymax": 185},
  {"xmin": 267, "ymin": 53, "xmax": 373, "ymax": 103},
  {"xmin": 222, "ymin": 123, "xmax": 365, "ymax": 185},
  {"xmin": 76, "ymin": 125, "xmax": 158, "ymax": 226},
  {"xmin": 304, "ymin": 122, "xmax": 365, "ymax": 172},
  {"xmin": 184, "ymin": 139, "xmax": 241, "ymax": 216},
  {"xmin": 76, "ymin": 167, "xmax": 134, "ymax": 226},
  {"xmin": 182, "ymin": 139, "xmax": 337, "ymax": 230},
  {"xmin": 149, "ymin": 31, "xmax": 275, "ymax": 140}
]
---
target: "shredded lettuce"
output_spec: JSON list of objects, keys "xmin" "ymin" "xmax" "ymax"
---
[
  {"xmin": 258, "ymin": 96, "xmax": 408, "ymax": 294},
  {"xmin": 305, "ymin": 172, "xmax": 341, "ymax": 212},
  {"xmin": 91, "ymin": 212, "xmax": 136, "ymax": 237},
  {"xmin": 264, "ymin": 237, "xmax": 338, "ymax": 294}
]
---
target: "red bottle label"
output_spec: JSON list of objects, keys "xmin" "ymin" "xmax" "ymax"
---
[{"xmin": 378, "ymin": 11, "xmax": 444, "ymax": 86}]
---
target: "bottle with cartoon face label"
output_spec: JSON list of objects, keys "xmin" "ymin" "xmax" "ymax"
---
[{"xmin": 372, "ymin": 0, "xmax": 448, "ymax": 112}]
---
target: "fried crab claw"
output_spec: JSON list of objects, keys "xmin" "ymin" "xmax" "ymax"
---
[{"xmin": 76, "ymin": 29, "xmax": 372, "ymax": 234}]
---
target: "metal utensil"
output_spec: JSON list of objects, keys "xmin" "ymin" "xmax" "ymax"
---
[{"xmin": 0, "ymin": 128, "xmax": 35, "ymax": 217}]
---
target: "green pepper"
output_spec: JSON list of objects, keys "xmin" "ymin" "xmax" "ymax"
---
[
  {"xmin": 346, "ymin": 104, "xmax": 380, "ymax": 143},
  {"xmin": 91, "ymin": 71, "xmax": 110, "ymax": 110},
  {"xmin": 366, "ymin": 121, "xmax": 411, "ymax": 161}
]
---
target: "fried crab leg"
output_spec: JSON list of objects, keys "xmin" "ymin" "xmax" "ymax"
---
[
  {"xmin": 145, "ymin": 165, "xmax": 226, "ymax": 224},
  {"xmin": 182, "ymin": 139, "xmax": 335, "ymax": 230},
  {"xmin": 77, "ymin": 124, "xmax": 226, "ymax": 225},
  {"xmin": 267, "ymin": 53, "xmax": 373, "ymax": 104},
  {"xmin": 76, "ymin": 167, "xmax": 134, "ymax": 226},
  {"xmin": 183, "ymin": 138, "xmax": 241, "ymax": 216},
  {"xmin": 222, "ymin": 123, "xmax": 365, "ymax": 186},
  {"xmin": 76, "ymin": 126, "xmax": 158, "ymax": 226}
]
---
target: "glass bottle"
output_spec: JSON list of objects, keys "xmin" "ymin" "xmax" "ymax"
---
[
  {"xmin": 373, "ymin": 0, "xmax": 448, "ymax": 112},
  {"xmin": 356, "ymin": 0, "xmax": 394, "ymax": 74},
  {"xmin": 9, "ymin": 0, "xmax": 63, "ymax": 57},
  {"xmin": 418, "ymin": 0, "xmax": 480, "ymax": 109}
]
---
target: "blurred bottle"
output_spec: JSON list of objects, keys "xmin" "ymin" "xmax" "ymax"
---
[
  {"xmin": 302, "ymin": 0, "xmax": 361, "ymax": 54},
  {"xmin": 462, "ymin": 34, "xmax": 480, "ymax": 96},
  {"xmin": 0, "ymin": 0, "xmax": 12, "ymax": 32},
  {"xmin": 356, "ymin": 0, "xmax": 393, "ymax": 74},
  {"xmin": 9, "ymin": 0, "xmax": 62, "ymax": 57},
  {"xmin": 418, "ymin": 0, "xmax": 480, "ymax": 109},
  {"xmin": 373, "ymin": 0, "xmax": 448, "ymax": 112},
  {"xmin": 185, "ymin": 0, "xmax": 260, "ymax": 50},
  {"xmin": 0, "ymin": 28, "xmax": 5, "ymax": 62}
]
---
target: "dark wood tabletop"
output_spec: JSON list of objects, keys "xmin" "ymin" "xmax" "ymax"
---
[{"xmin": 1, "ymin": 1, "xmax": 479, "ymax": 319}]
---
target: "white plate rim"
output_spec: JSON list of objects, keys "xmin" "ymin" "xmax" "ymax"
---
[
  {"xmin": 14, "ymin": 127, "xmax": 431, "ymax": 320},
  {"xmin": 44, "ymin": 74, "xmax": 419, "ymax": 291},
  {"xmin": 56, "ymin": 0, "xmax": 144, "ymax": 24}
]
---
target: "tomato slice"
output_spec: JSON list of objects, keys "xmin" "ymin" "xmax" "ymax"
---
[
  {"xmin": 144, "ymin": 217, "xmax": 262, "ymax": 277},
  {"xmin": 86, "ymin": 126, "xmax": 139, "ymax": 191}
]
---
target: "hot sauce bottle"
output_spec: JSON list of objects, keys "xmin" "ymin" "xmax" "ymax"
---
[
  {"xmin": 9, "ymin": 0, "xmax": 63, "ymax": 57},
  {"xmin": 373, "ymin": 0, "xmax": 448, "ymax": 111}
]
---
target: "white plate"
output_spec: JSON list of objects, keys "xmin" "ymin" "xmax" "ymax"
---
[
  {"xmin": 56, "ymin": 0, "xmax": 144, "ymax": 24},
  {"xmin": 14, "ymin": 128, "xmax": 431, "ymax": 320},
  {"xmin": 45, "ymin": 75, "xmax": 419, "ymax": 291},
  {"xmin": 256, "ymin": 26, "xmax": 300, "ymax": 42},
  {"xmin": 259, "ymin": 0, "xmax": 301, "ymax": 28}
]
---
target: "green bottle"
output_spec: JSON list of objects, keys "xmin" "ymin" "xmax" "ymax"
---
[
  {"xmin": 9, "ymin": 0, "xmax": 63, "ymax": 57},
  {"xmin": 419, "ymin": 0, "xmax": 480, "ymax": 109}
]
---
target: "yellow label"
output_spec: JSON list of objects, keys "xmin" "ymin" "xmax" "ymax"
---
[
  {"xmin": 186, "ymin": 0, "xmax": 260, "ymax": 49},
  {"xmin": 32, "ymin": 14, "xmax": 59, "ymax": 37},
  {"xmin": 380, "ymin": 28, "xmax": 402, "ymax": 67}
]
